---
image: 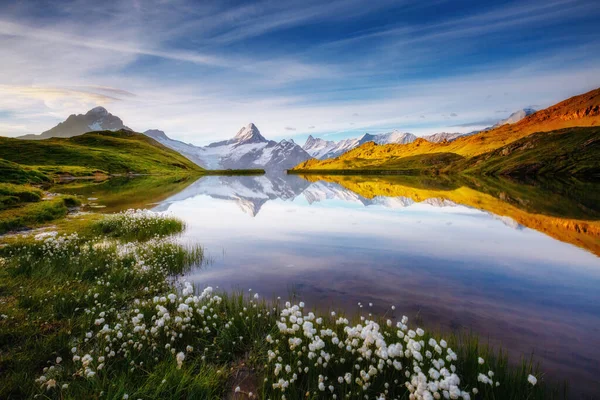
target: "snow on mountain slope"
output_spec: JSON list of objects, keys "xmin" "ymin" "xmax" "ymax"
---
[
  {"xmin": 422, "ymin": 132, "xmax": 469, "ymax": 143},
  {"xmin": 492, "ymin": 107, "xmax": 537, "ymax": 127},
  {"xmin": 144, "ymin": 129, "xmax": 208, "ymax": 167},
  {"xmin": 302, "ymin": 135, "xmax": 338, "ymax": 159},
  {"xmin": 360, "ymin": 131, "xmax": 417, "ymax": 145},
  {"xmin": 304, "ymin": 130, "xmax": 417, "ymax": 160},
  {"xmin": 144, "ymin": 123, "xmax": 312, "ymax": 171}
]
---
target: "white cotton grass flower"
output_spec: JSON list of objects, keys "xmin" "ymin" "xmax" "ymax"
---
[
  {"xmin": 23, "ymin": 219, "xmax": 504, "ymax": 400},
  {"xmin": 528, "ymin": 374, "xmax": 537, "ymax": 386},
  {"xmin": 176, "ymin": 352, "xmax": 185, "ymax": 369}
]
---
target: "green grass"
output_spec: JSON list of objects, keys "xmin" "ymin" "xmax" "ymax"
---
[
  {"xmin": 291, "ymin": 153, "xmax": 463, "ymax": 175},
  {"xmin": 453, "ymin": 127, "xmax": 600, "ymax": 179},
  {"xmin": 0, "ymin": 195, "xmax": 81, "ymax": 234},
  {"xmin": 0, "ymin": 129, "xmax": 203, "ymax": 176},
  {"xmin": 0, "ymin": 158, "xmax": 51, "ymax": 184},
  {"xmin": 0, "ymin": 213, "xmax": 562, "ymax": 399},
  {"xmin": 88, "ymin": 210, "xmax": 186, "ymax": 241},
  {"xmin": 0, "ymin": 183, "xmax": 44, "ymax": 209}
]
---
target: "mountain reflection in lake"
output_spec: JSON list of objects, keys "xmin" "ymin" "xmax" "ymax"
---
[{"xmin": 61, "ymin": 174, "xmax": 600, "ymax": 396}]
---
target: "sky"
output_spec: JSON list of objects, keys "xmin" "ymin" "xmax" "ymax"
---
[{"xmin": 0, "ymin": 0, "xmax": 599, "ymax": 145}]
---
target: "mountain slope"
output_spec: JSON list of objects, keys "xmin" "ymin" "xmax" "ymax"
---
[
  {"xmin": 144, "ymin": 123, "xmax": 312, "ymax": 171},
  {"xmin": 144, "ymin": 129, "xmax": 209, "ymax": 167},
  {"xmin": 453, "ymin": 126, "xmax": 600, "ymax": 178},
  {"xmin": 303, "ymin": 130, "xmax": 417, "ymax": 160},
  {"xmin": 422, "ymin": 132, "xmax": 468, "ymax": 143},
  {"xmin": 292, "ymin": 88, "xmax": 600, "ymax": 174},
  {"xmin": 0, "ymin": 129, "xmax": 202, "ymax": 176},
  {"xmin": 302, "ymin": 135, "xmax": 338, "ymax": 159},
  {"xmin": 18, "ymin": 107, "xmax": 130, "ymax": 140},
  {"xmin": 492, "ymin": 107, "xmax": 537, "ymax": 127}
]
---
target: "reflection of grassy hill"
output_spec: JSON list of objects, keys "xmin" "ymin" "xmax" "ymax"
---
[
  {"xmin": 292, "ymin": 88, "xmax": 600, "ymax": 177},
  {"xmin": 0, "ymin": 129, "xmax": 202, "ymax": 177},
  {"xmin": 52, "ymin": 176, "xmax": 198, "ymax": 213},
  {"xmin": 301, "ymin": 174, "xmax": 600, "ymax": 256},
  {"xmin": 456, "ymin": 175, "xmax": 600, "ymax": 220}
]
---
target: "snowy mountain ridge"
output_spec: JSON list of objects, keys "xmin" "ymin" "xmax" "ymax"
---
[{"xmin": 144, "ymin": 123, "xmax": 312, "ymax": 172}]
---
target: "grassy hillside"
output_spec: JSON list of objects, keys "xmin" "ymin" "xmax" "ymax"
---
[
  {"xmin": 0, "ymin": 130, "xmax": 203, "ymax": 234},
  {"xmin": 0, "ymin": 129, "xmax": 203, "ymax": 177},
  {"xmin": 292, "ymin": 151, "xmax": 463, "ymax": 174},
  {"xmin": 452, "ymin": 127, "xmax": 600, "ymax": 178},
  {"xmin": 292, "ymin": 88, "xmax": 600, "ymax": 176},
  {"xmin": 0, "ymin": 159, "xmax": 51, "ymax": 184}
]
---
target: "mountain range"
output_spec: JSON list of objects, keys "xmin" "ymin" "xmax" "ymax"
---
[
  {"xmin": 11, "ymin": 103, "xmax": 540, "ymax": 170},
  {"xmin": 145, "ymin": 124, "xmax": 311, "ymax": 172},
  {"xmin": 301, "ymin": 108, "xmax": 536, "ymax": 160},
  {"xmin": 292, "ymin": 88, "xmax": 600, "ymax": 176}
]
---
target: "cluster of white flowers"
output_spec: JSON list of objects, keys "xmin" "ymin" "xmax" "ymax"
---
[
  {"xmin": 263, "ymin": 301, "xmax": 497, "ymax": 399},
  {"xmin": 36, "ymin": 277, "xmax": 273, "ymax": 395},
  {"xmin": 96, "ymin": 209, "xmax": 184, "ymax": 239},
  {"xmin": 20, "ymin": 212, "xmax": 541, "ymax": 398}
]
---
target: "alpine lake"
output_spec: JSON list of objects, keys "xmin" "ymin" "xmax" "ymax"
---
[{"xmin": 53, "ymin": 173, "xmax": 600, "ymax": 397}]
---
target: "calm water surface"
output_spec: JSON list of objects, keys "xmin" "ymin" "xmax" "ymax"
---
[{"xmin": 62, "ymin": 174, "xmax": 600, "ymax": 397}]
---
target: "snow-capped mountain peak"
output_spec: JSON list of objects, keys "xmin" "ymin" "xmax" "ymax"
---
[
  {"xmin": 143, "ymin": 124, "xmax": 311, "ymax": 171},
  {"xmin": 303, "ymin": 130, "xmax": 418, "ymax": 160},
  {"xmin": 229, "ymin": 123, "xmax": 267, "ymax": 145},
  {"xmin": 493, "ymin": 107, "xmax": 537, "ymax": 127}
]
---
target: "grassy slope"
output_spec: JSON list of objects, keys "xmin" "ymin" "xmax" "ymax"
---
[
  {"xmin": 291, "ymin": 151, "xmax": 463, "ymax": 174},
  {"xmin": 0, "ymin": 159, "xmax": 51, "ymax": 184},
  {"xmin": 292, "ymin": 88, "xmax": 600, "ymax": 175},
  {"xmin": 452, "ymin": 127, "xmax": 600, "ymax": 177},
  {"xmin": 0, "ymin": 130, "xmax": 204, "ymax": 233},
  {"xmin": 0, "ymin": 196, "xmax": 81, "ymax": 234},
  {"xmin": 0, "ymin": 129, "xmax": 203, "ymax": 176},
  {"xmin": 300, "ymin": 174, "xmax": 600, "ymax": 256},
  {"xmin": 0, "ymin": 183, "xmax": 43, "ymax": 209}
]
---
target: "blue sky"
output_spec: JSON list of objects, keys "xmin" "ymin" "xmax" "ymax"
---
[{"xmin": 0, "ymin": 0, "xmax": 599, "ymax": 145}]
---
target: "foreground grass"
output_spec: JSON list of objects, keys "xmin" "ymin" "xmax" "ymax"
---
[
  {"xmin": 0, "ymin": 183, "xmax": 44, "ymax": 209},
  {"xmin": 89, "ymin": 209, "xmax": 186, "ymax": 241},
  {"xmin": 0, "ymin": 212, "xmax": 561, "ymax": 399},
  {"xmin": 0, "ymin": 195, "xmax": 81, "ymax": 234}
]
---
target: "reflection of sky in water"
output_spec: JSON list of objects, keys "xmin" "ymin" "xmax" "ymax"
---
[{"xmin": 154, "ymin": 176, "xmax": 600, "ymax": 396}]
